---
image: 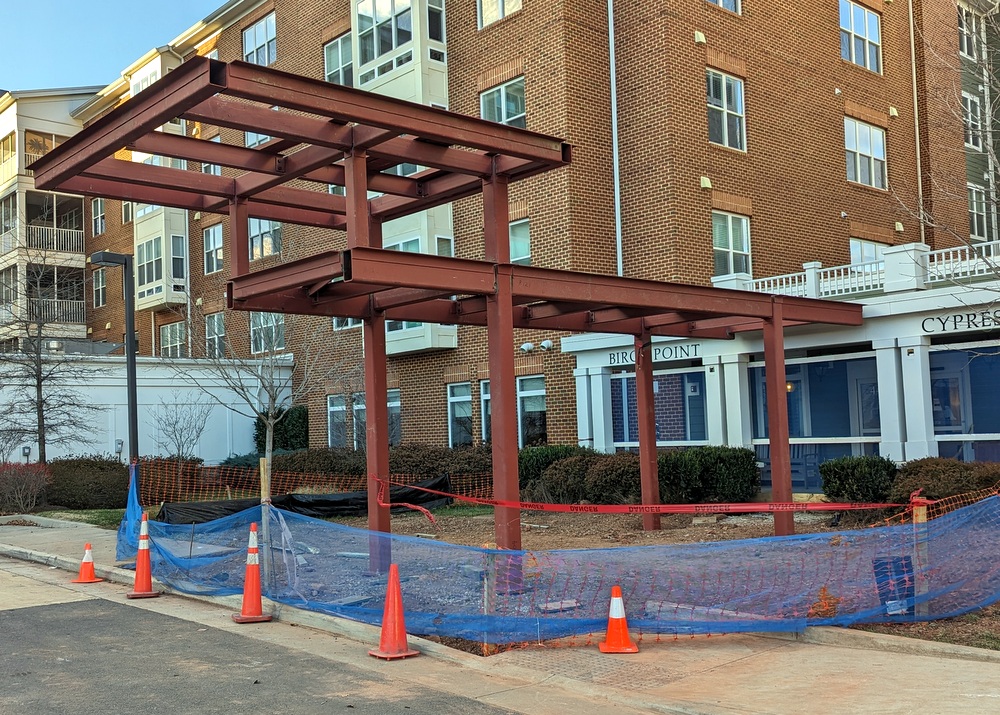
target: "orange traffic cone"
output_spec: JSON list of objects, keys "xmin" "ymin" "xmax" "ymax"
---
[
  {"xmin": 127, "ymin": 513, "xmax": 160, "ymax": 599},
  {"xmin": 599, "ymin": 585, "xmax": 639, "ymax": 653},
  {"xmin": 70, "ymin": 543, "xmax": 103, "ymax": 584},
  {"xmin": 369, "ymin": 563, "xmax": 419, "ymax": 660},
  {"xmin": 232, "ymin": 522, "xmax": 272, "ymax": 623}
]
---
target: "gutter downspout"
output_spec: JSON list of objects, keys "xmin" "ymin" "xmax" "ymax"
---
[
  {"xmin": 608, "ymin": 0, "xmax": 624, "ymax": 275},
  {"xmin": 908, "ymin": 0, "xmax": 927, "ymax": 244}
]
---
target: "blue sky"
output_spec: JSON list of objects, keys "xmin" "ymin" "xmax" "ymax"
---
[{"xmin": 0, "ymin": 0, "xmax": 225, "ymax": 92}]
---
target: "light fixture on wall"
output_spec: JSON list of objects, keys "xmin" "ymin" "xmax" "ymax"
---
[
  {"xmin": 785, "ymin": 381, "xmax": 795, "ymax": 393},
  {"xmin": 115, "ymin": 439, "xmax": 124, "ymax": 456}
]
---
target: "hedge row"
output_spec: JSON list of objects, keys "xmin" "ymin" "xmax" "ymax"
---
[{"xmin": 820, "ymin": 455, "xmax": 1000, "ymax": 504}]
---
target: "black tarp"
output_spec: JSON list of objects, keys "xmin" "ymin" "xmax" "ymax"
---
[{"xmin": 155, "ymin": 475, "xmax": 454, "ymax": 524}]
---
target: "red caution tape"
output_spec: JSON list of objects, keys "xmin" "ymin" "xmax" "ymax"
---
[
  {"xmin": 380, "ymin": 478, "xmax": 908, "ymax": 515},
  {"xmin": 376, "ymin": 477, "xmax": 437, "ymax": 524}
]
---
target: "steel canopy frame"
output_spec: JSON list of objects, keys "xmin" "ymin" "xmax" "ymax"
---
[{"xmin": 32, "ymin": 58, "xmax": 862, "ymax": 560}]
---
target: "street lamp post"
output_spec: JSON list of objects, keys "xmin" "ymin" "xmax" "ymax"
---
[{"xmin": 90, "ymin": 251, "xmax": 138, "ymax": 463}]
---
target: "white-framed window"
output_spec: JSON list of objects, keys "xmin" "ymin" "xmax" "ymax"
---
[
  {"xmin": 480, "ymin": 376, "xmax": 548, "ymax": 447},
  {"xmin": 481, "ymin": 77, "xmax": 526, "ymax": 128},
  {"xmin": 333, "ymin": 316, "xmax": 363, "ymax": 330},
  {"xmin": 840, "ymin": 0, "xmax": 881, "ymax": 73},
  {"xmin": 447, "ymin": 382, "xmax": 473, "ymax": 447},
  {"xmin": 246, "ymin": 130, "xmax": 271, "ymax": 149},
  {"xmin": 131, "ymin": 68, "xmax": 158, "ymax": 97},
  {"xmin": 160, "ymin": 321, "xmax": 186, "ymax": 358},
  {"xmin": 250, "ymin": 312, "xmax": 285, "ymax": 353},
  {"xmin": 962, "ymin": 92, "xmax": 983, "ymax": 150},
  {"xmin": 249, "ymin": 217, "xmax": 281, "ymax": 260},
  {"xmin": 207, "ymin": 49, "xmax": 220, "ymax": 61},
  {"xmin": 849, "ymin": 237, "xmax": 887, "ymax": 265},
  {"xmin": 478, "ymin": 0, "xmax": 522, "ymax": 28},
  {"xmin": 844, "ymin": 117, "xmax": 887, "ymax": 189},
  {"xmin": 91, "ymin": 198, "xmax": 105, "ymax": 235},
  {"xmin": 122, "ymin": 201, "xmax": 133, "ymax": 224},
  {"xmin": 327, "ymin": 394, "xmax": 347, "ymax": 447},
  {"xmin": 959, "ymin": 5, "xmax": 981, "ymax": 59},
  {"xmin": 204, "ymin": 224, "xmax": 223, "ymax": 274},
  {"xmin": 202, "ymin": 135, "xmax": 222, "ymax": 176},
  {"xmin": 510, "ymin": 218, "xmax": 531, "ymax": 265},
  {"xmin": 352, "ymin": 389, "xmax": 402, "ymax": 450},
  {"xmin": 706, "ymin": 69, "xmax": 745, "ymax": 151},
  {"xmin": 386, "ymin": 238, "xmax": 422, "ymax": 331},
  {"xmin": 93, "ymin": 267, "xmax": 106, "ymax": 308},
  {"xmin": 205, "ymin": 312, "xmax": 225, "ymax": 358},
  {"xmin": 969, "ymin": 184, "xmax": 989, "ymax": 240},
  {"xmin": 428, "ymin": 0, "xmax": 445, "ymax": 42},
  {"xmin": 324, "ymin": 33, "xmax": 353, "ymax": 86},
  {"xmin": 707, "ymin": 0, "xmax": 739, "ymax": 14},
  {"xmin": 357, "ymin": 0, "xmax": 413, "ymax": 83},
  {"xmin": 243, "ymin": 12, "xmax": 276, "ymax": 66},
  {"xmin": 712, "ymin": 211, "xmax": 751, "ymax": 277},
  {"xmin": 136, "ymin": 236, "xmax": 163, "ymax": 299},
  {"xmin": 171, "ymin": 234, "xmax": 186, "ymax": 281}
]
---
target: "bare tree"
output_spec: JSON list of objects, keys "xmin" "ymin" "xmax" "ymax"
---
[
  {"xmin": 0, "ymin": 210, "xmax": 104, "ymax": 462},
  {"xmin": 149, "ymin": 390, "xmax": 214, "ymax": 460}
]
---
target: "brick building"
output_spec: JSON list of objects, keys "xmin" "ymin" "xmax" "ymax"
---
[{"xmin": 15, "ymin": 0, "xmax": 1000, "ymax": 482}]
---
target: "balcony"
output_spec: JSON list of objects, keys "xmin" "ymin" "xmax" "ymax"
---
[
  {"xmin": 27, "ymin": 298, "xmax": 85, "ymax": 324},
  {"xmin": 25, "ymin": 224, "xmax": 85, "ymax": 253},
  {"xmin": 738, "ymin": 239, "xmax": 1000, "ymax": 301}
]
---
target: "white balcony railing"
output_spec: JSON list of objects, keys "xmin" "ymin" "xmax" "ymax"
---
[
  {"xmin": 746, "ymin": 239, "xmax": 1000, "ymax": 301},
  {"xmin": 23, "ymin": 152, "xmax": 44, "ymax": 176},
  {"xmin": 27, "ymin": 298, "xmax": 86, "ymax": 324},
  {"xmin": 25, "ymin": 225, "xmax": 85, "ymax": 253}
]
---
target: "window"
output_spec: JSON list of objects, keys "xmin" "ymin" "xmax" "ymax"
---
[
  {"xmin": 324, "ymin": 34, "xmax": 353, "ymax": 86},
  {"xmin": 849, "ymin": 237, "xmax": 887, "ymax": 265},
  {"xmin": 136, "ymin": 236, "xmax": 163, "ymax": 299},
  {"xmin": 480, "ymin": 376, "xmax": 548, "ymax": 447},
  {"xmin": 840, "ymin": 0, "xmax": 881, "ymax": 73},
  {"xmin": 357, "ymin": 0, "xmax": 413, "ymax": 82},
  {"xmin": 328, "ymin": 395, "xmax": 347, "ymax": 447},
  {"xmin": 246, "ymin": 130, "xmax": 271, "ymax": 149},
  {"xmin": 962, "ymin": 92, "xmax": 983, "ymax": 150},
  {"xmin": 205, "ymin": 312, "xmax": 225, "ymax": 358},
  {"xmin": 481, "ymin": 78, "xmax": 526, "ymax": 128},
  {"xmin": 202, "ymin": 135, "xmax": 222, "ymax": 176},
  {"xmin": 249, "ymin": 217, "xmax": 281, "ymax": 260},
  {"xmin": 250, "ymin": 312, "xmax": 285, "ymax": 353},
  {"xmin": 91, "ymin": 198, "xmax": 105, "ymax": 235},
  {"xmin": 959, "ymin": 6, "xmax": 980, "ymax": 59},
  {"xmin": 712, "ymin": 211, "xmax": 751, "ymax": 277},
  {"xmin": 428, "ymin": 0, "xmax": 445, "ymax": 42},
  {"xmin": 969, "ymin": 184, "xmax": 989, "ymax": 240},
  {"xmin": 131, "ymin": 68, "xmax": 158, "ymax": 97},
  {"xmin": 171, "ymin": 235, "xmax": 186, "ymax": 281},
  {"xmin": 844, "ymin": 117, "xmax": 887, "ymax": 189},
  {"xmin": 122, "ymin": 201, "xmax": 133, "ymax": 224},
  {"xmin": 479, "ymin": 0, "xmax": 522, "ymax": 28},
  {"xmin": 447, "ymin": 383, "xmax": 473, "ymax": 447},
  {"xmin": 0, "ymin": 266, "xmax": 16, "ymax": 306},
  {"xmin": 93, "ymin": 268, "xmax": 106, "ymax": 308},
  {"xmin": 706, "ymin": 70, "xmax": 745, "ymax": 150},
  {"xmin": 510, "ymin": 219, "xmax": 531, "ymax": 265},
  {"xmin": 333, "ymin": 316, "xmax": 362, "ymax": 330},
  {"xmin": 385, "ymin": 238, "xmax": 422, "ymax": 331},
  {"xmin": 243, "ymin": 12, "xmax": 276, "ymax": 66},
  {"xmin": 352, "ymin": 389, "xmax": 402, "ymax": 449},
  {"xmin": 160, "ymin": 321, "xmax": 186, "ymax": 358},
  {"xmin": 707, "ymin": 0, "xmax": 739, "ymax": 13},
  {"xmin": 204, "ymin": 224, "xmax": 223, "ymax": 274}
]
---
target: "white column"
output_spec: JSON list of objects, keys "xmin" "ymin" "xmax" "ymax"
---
[
  {"xmin": 589, "ymin": 367, "xmax": 615, "ymax": 453},
  {"xmin": 873, "ymin": 338, "xmax": 905, "ymax": 462},
  {"xmin": 703, "ymin": 355, "xmax": 726, "ymax": 444},
  {"xmin": 899, "ymin": 336, "xmax": 937, "ymax": 459},
  {"xmin": 573, "ymin": 367, "xmax": 594, "ymax": 450},
  {"xmin": 721, "ymin": 353, "xmax": 752, "ymax": 446}
]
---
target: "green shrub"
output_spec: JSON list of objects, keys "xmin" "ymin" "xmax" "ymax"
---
[
  {"xmin": 519, "ymin": 445, "xmax": 594, "ymax": 492},
  {"xmin": 271, "ymin": 448, "xmax": 367, "ymax": 476},
  {"xmin": 584, "ymin": 451, "xmax": 641, "ymax": 504},
  {"xmin": 0, "ymin": 463, "xmax": 51, "ymax": 514},
  {"xmin": 254, "ymin": 405, "xmax": 310, "ymax": 453},
  {"xmin": 389, "ymin": 444, "xmax": 453, "ymax": 477},
  {"xmin": 440, "ymin": 444, "xmax": 493, "ymax": 475},
  {"xmin": 657, "ymin": 449, "xmax": 706, "ymax": 504},
  {"xmin": 700, "ymin": 446, "xmax": 761, "ymax": 503},
  {"xmin": 820, "ymin": 455, "xmax": 898, "ymax": 503},
  {"xmin": 538, "ymin": 453, "xmax": 603, "ymax": 503},
  {"xmin": 969, "ymin": 462, "xmax": 1000, "ymax": 492},
  {"xmin": 889, "ymin": 457, "xmax": 980, "ymax": 503},
  {"xmin": 46, "ymin": 455, "xmax": 129, "ymax": 509}
]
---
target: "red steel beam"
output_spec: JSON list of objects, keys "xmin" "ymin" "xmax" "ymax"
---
[
  {"xmin": 345, "ymin": 247, "xmax": 497, "ymax": 295},
  {"xmin": 130, "ymin": 132, "xmax": 280, "ymax": 174},
  {"xmin": 229, "ymin": 250, "xmax": 347, "ymax": 301},
  {"xmin": 83, "ymin": 157, "xmax": 235, "ymax": 197},
  {"xmin": 764, "ymin": 299, "xmax": 794, "ymax": 536},
  {"xmin": 54, "ymin": 175, "xmax": 206, "ymax": 212}
]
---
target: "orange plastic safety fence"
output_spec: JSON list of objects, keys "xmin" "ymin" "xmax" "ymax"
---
[{"xmin": 878, "ymin": 481, "xmax": 1000, "ymax": 526}]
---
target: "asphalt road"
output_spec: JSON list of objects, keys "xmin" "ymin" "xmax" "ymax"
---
[{"xmin": 0, "ymin": 558, "xmax": 549, "ymax": 715}]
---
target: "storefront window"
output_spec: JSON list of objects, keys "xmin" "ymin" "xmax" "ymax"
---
[{"xmin": 611, "ymin": 370, "xmax": 706, "ymax": 445}]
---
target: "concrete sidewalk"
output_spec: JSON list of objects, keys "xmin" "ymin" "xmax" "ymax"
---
[{"xmin": 2, "ymin": 514, "xmax": 999, "ymax": 715}]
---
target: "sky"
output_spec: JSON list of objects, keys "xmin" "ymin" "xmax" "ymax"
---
[{"xmin": 0, "ymin": 0, "xmax": 225, "ymax": 92}]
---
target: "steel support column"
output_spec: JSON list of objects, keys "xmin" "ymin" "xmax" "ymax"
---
[
  {"xmin": 483, "ymin": 174, "xmax": 521, "ymax": 552},
  {"xmin": 635, "ymin": 333, "xmax": 661, "ymax": 531},
  {"xmin": 763, "ymin": 299, "xmax": 794, "ymax": 536},
  {"xmin": 229, "ymin": 199, "xmax": 249, "ymax": 279}
]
